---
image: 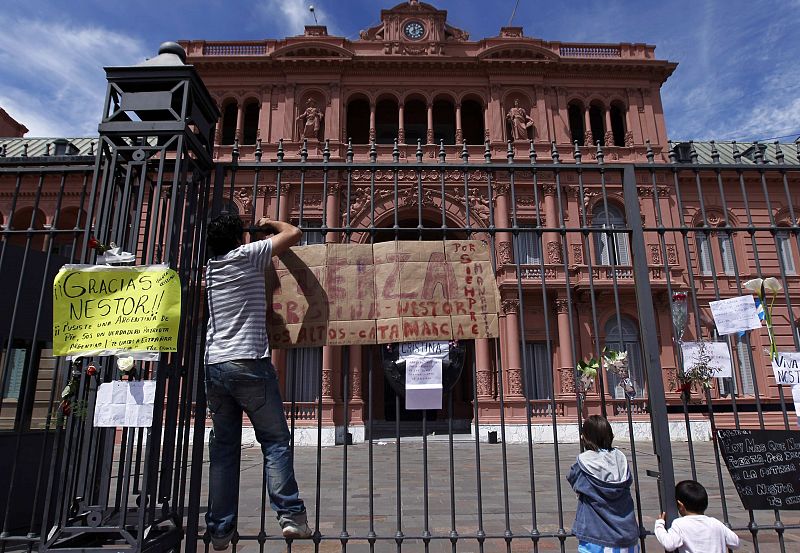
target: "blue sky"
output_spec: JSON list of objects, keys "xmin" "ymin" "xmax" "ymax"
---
[{"xmin": 1, "ymin": 0, "xmax": 798, "ymax": 142}]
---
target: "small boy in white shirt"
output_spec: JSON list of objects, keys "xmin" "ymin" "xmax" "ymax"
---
[{"xmin": 654, "ymin": 480, "xmax": 740, "ymax": 553}]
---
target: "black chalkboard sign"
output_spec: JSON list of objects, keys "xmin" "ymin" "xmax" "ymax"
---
[{"xmin": 717, "ymin": 429, "xmax": 800, "ymax": 510}]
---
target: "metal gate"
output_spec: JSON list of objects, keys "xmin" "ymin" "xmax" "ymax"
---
[{"xmin": 0, "ymin": 46, "xmax": 799, "ymax": 553}]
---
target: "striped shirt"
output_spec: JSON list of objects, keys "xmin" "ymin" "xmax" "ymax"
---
[{"xmin": 205, "ymin": 239, "xmax": 273, "ymax": 365}]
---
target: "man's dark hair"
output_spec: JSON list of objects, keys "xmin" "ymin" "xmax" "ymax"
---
[
  {"xmin": 675, "ymin": 480, "xmax": 708, "ymax": 513},
  {"xmin": 581, "ymin": 415, "xmax": 614, "ymax": 451},
  {"xmin": 207, "ymin": 213, "xmax": 244, "ymax": 257}
]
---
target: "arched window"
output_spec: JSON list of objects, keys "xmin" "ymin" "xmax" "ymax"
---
[
  {"xmin": 220, "ymin": 102, "xmax": 237, "ymax": 145},
  {"xmin": 404, "ymin": 99, "xmax": 427, "ymax": 146},
  {"xmin": 604, "ymin": 316, "xmax": 645, "ymax": 399},
  {"xmin": 589, "ymin": 103, "xmax": 605, "ymax": 147},
  {"xmin": 345, "ymin": 98, "xmax": 370, "ymax": 144},
  {"xmin": 461, "ymin": 98, "xmax": 485, "ymax": 145},
  {"xmin": 242, "ymin": 100, "xmax": 260, "ymax": 145},
  {"xmin": 568, "ymin": 102, "xmax": 585, "ymax": 146},
  {"xmin": 694, "ymin": 218, "xmax": 739, "ymax": 276},
  {"xmin": 433, "ymin": 98, "xmax": 456, "ymax": 145},
  {"xmin": 9, "ymin": 207, "xmax": 46, "ymax": 250},
  {"xmin": 593, "ymin": 204, "xmax": 630, "ymax": 265},
  {"xmin": 375, "ymin": 98, "xmax": 399, "ymax": 145},
  {"xmin": 610, "ymin": 103, "xmax": 626, "ymax": 147}
]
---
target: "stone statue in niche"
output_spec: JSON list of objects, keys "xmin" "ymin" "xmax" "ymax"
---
[
  {"xmin": 506, "ymin": 98, "xmax": 534, "ymax": 141},
  {"xmin": 296, "ymin": 98, "xmax": 324, "ymax": 140}
]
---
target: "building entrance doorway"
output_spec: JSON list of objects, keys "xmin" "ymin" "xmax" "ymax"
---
[{"xmin": 370, "ymin": 218, "xmax": 473, "ymax": 429}]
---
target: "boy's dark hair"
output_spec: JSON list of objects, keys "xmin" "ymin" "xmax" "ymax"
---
[
  {"xmin": 207, "ymin": 213, "xmax": 243, "ymax": 257},
  {"xmin": 581, "ymin": 415, "xmax": 614, "ymax": 451},
  {"xmin": 675, "ymin": 480, "xmax": 708, "ymax": 513}
]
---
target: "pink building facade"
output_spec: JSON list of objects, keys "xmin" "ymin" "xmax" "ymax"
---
[{"xmin": 1, "ymin": 1, "xmax": 799, "ymax": 442}]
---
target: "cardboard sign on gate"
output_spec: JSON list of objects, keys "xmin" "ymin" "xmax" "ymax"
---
[{"xmin": 267, "ymin": 240, "xmax": 501, "ymax": 347}]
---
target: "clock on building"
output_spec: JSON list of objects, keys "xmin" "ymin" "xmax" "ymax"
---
[{"xmin": 403, "ymin": 21, "xmax": 425, "ymax": 40}]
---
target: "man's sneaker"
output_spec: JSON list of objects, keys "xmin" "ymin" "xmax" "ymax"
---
[
  {"xmin": 281, "ymin": 520, "xmax": 313, "ymax": 539},
  {"xmin": 210, "ymin": 528, "xmax": 235, "ymax": 551}
]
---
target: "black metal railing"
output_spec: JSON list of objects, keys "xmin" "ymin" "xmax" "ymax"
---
[{"xmin": 1, "ymin": 135, "xmax": 799, "ymax": 553}]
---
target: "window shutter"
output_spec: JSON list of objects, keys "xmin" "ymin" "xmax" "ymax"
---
[
  {"xmin": 596, "ymin": 230, "xmax": 611, "ymax": 265},
  {"xmin": 697, "ymin": 233, "xmax": 712, "ymax": 275},
  {"xmin": 736, "ymin": 339, "xmax": 755, "ymax": 396},
  {"xmin": 718, "ymin": 234, "xmax": 735, "ymax": 275},
  {"xmin": 615, "ymin": 232, "xmax": 631, "ymax": 265},
  {"xmin": 778, "ymin": 231, "xmax": 796, "ymax": 275}
]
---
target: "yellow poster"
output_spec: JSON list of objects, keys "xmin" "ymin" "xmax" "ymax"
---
[{"xmin": 53, "ymin": 265, "xmax": 181, "ymax": 357}]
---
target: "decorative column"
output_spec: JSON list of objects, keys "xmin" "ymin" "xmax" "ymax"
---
[
  {"xmin": 555, "ymin": 297, "xmax": 575, "ymax": 397},
  {"xmin": 426, "ymin": 102, "xmax": 434, "ymax": 144},
  {"xmin": 494, "ymin": 182, "xmax": 513, "ymax": 267},
  {"xmin": 534, "ymin": 86, "xmax": 549, "ymax": 143},
  {"xmin": 604, "ymin": 108, "xmax": 614, "ymax": 147},
  {"xmin": 542, "ymin": 184, "xmax": 562, "ymax": 265},
  {"xmin": 235, "ymin": 101, "xmax": 245, "ymax": 143},
  {"xmin": 583, "ymin": 106, "xmax": 593, "ymax": 147},
  {"xmin": 369, "ymin": 102, "xmax": 376, "ymax": 143},
  {"xmin": 322, "ymin": 182, "xmax": 341, "ymax": 424},
  {"xmin": 624, "ymin": 104, "xmax": 634, "ymax": 147},
  {"xmin": 475, "ymin": 338, "xmax": 493, "ymax": 400},
  {"xmin": 501, "ymin": 299, "xmax": 524, "ymax": 398},
  {"xmin": 270, "ymin": 181, "xmax": 292, "ymax": 376},
  {"xmin": 398, "ymin": 103, "xmax": 405, "ymax": 144},
  {"xmin": 257, "ymin": 86, "xmax": 271, "ymax": 143},
  {"xmin": 328, "ymin": 83, "xmax": 340, "ymax": 141},
  {"xmin": 455, "ymin": 103, "xmax": 463, "ymax": 145},
  {"xmin": 348, "ymin": 344, "xmax": 364, "ymax": 426}
]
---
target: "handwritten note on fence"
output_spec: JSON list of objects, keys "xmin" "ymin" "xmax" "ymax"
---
[
  {"xmin": 709, "ymin": 296, "xmax": 762, "ymax": 336},
  {"xmin": 267, "ymin": 240, "xmax": 500, "ymax": 347},
  {"xmin": 717, "ymin": 429, "xmax": 800, "ymax": 510},
  {"xmin": 772, "ymin": 353, "xmax": 800, "ymax": 385},
  {"xmin": 681, "ymin": 341, "xmax": 733, "ymax": 378},
  {"xmin": 53, "ymin": 265, "xmax": 181, "ymax": 357}
]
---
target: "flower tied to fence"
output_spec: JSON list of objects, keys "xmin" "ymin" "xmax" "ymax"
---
[
  {"xmin": 744, "ymin": 277, "xmax": 783, "ymax": 360},
  {"xmin": 576, "ymin": 347, "xmax": 634, "ymax": 398},
  {"xmin": 678, "ymin": 339, "xmax": 716, "ymax": 400}
]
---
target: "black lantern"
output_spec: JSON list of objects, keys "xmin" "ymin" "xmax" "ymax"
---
[{"xmin": 380, "ymin": 340, "xmax": 466, "ymax": 398}]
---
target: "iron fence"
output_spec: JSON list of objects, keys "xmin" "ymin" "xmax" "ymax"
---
[{"xmin": 2, "ymin": 122, "xmax": 800, "ymax": 553}]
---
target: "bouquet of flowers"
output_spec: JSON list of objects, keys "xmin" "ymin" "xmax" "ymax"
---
[
  {"xmin": 576, "ymin": 356, "xmax": 599, "ymax": 396},
  {"xmin": 677, "ymin": 339, "xmax": 716, "ymax": 399}
]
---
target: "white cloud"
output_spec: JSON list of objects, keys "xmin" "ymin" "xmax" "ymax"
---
[
  {"xmin": 0, "ymin": 15, "xmax": 147, "ymax": 137},
  {"xmin": 255, "ymin": 0, "xmax": 338, "ymax": 37}
]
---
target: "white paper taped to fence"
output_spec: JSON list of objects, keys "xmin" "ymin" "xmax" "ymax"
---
[
  {"xmin": 93, "ymin": 381, "xmax": 156, "ymax": 427},
  {"xmin": 792, "ymin": 385, "xmax": 800, "ymax": 428},
  {"xmin": 772, "ymin": 352, "xmax": 800, "ymax": 386},
  {"xmin": 405, "ymin": 356, "xmax": 443, "ymax": 410},
  {"xmin": 680, "ymin": 341, "xmax": 733, "ymax": 378},
  {"xmin": 709, "ymin": 296, "xmax": 762, "ymax": 335}
]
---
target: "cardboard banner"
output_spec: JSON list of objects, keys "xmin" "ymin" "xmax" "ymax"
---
[
  {"xmin": 267, "ymin": 240, "xmax": 500, "ymax": 347},
  {"xmin": 53, "ymin": 265, "xmax": 181, "ymax": 357}
]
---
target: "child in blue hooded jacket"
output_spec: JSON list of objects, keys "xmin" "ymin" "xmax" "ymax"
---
[{"xmin": 567, "ymin": 415, "xmax": 640, "ymax": 553}]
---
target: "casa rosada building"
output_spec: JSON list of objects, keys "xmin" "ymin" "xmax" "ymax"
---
[{"xmin": 1, "ymin": 0, "xmax": 799, "ymax": 442}]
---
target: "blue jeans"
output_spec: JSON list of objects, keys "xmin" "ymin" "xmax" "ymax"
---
[{"xmin": 205, "ymin": 358, "xmax": 306, "ymax": 536}]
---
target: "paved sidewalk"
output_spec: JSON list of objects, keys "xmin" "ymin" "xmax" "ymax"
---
[{"xmin": 194, "ymin": 438, "xmax": 800, "ymax": 552}]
